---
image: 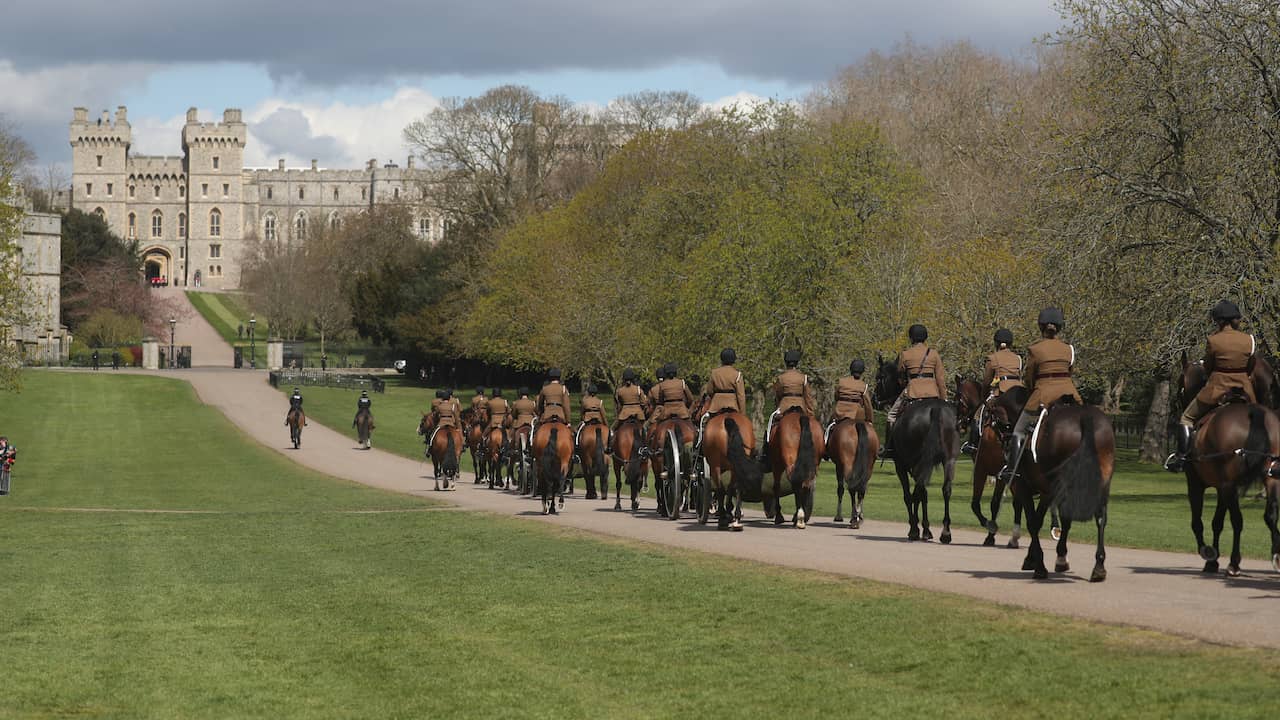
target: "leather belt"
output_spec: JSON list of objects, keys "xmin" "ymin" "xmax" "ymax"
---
[
  {"xmin": 715, "ymin": 389, "xmax": 737, "ymax": 394},
  {"xmin": 782, "ymin": 392, "xmax": 802, "ymax": 397},
  {"xmin": 910, "ymin": 372, "xmax": 935, "ymax": 379},
  {"xmin": 1037, "ymin": 372, "xmax": 1072, "ymax": 379},
  {"xmin": 1217, "ymin": 366, "xmax": 1249, "ymax": 374},
  {"xmin": 998, "ymin": 375, "xmax": 1019, "ymax": 381}
]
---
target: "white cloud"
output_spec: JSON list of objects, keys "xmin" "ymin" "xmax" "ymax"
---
[{"xmin": 704, "ymin": 91, "xmax": 771, "ymax": 113}]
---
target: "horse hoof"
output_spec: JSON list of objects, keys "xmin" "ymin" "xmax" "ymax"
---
[
  {"xmin": 1090, "ymin": 565, "xmax": 1107, "ymax": 583},
  {"xmin": 1021, "ymin": 556, "xmax": 1035, "ymax": 571},
  {"xmin": 1199, "ymin": 546, "xmax": 1219, "ymax": 562},
  {"xmin": 1203, "ymin": 560, "xmax": 1219, "ymax": 574},
  {"xmin": 833, "ymin": 515, "xmax": 843, "ymax": 524},
  {"xmin": 922, "ymin": 529, "xmax": 934, "ymax": 541},
  {"xmin": 1227, "ymin": 564, "xmax": 1241, "ymax": 578},
  {"xmin": 1055, "ymin": 559, "xmax": 1070, "ymax": 574},
  {"xmin": 585, "ymin": 492, "xmax": 598, "ymax": 500},
  {"xmin": 908, "ymin": 529, "xmax": 920, "ymax": 541},
  {"xmin": 1050, "ymin": 526, "xmax": 1061, "ymax": 542},
  {"xmin": 983, "ymin": 534, "xmax": 996, "ymax": 547},
  {"xmin": 731, "ymin": 522, "xmax": 744, "ymax": 532},
  {"xmin": 1033, "ymin": 567, "xmax": 1048, "ymax": 580},
  {"xmin": 851, "ymin": 519, "xmax": 862, "ymax": 530},
  {"xmin": 940, "ymin": 532, "xmax": 951, "ymax": 545},
  {"xmin": 1006, "ymin": 538, "xmax": 1020, "ymax": 550},
  {"xmin": 614, "ymin": 502, "xmax": 622, "ymax": 511}
]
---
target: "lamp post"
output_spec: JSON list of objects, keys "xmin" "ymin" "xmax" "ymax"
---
[
  {"xmin": 249, "ymin": 315, "xmax": 256, "ymax": 369},
  {"xmin": 169, "ymin": 317, "xmax": 176, "ymax": 369}
]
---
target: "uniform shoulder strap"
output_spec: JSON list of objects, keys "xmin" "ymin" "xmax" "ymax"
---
[{"xmin": 1068, "ymin": 344, "xmax": 1076, "ymax": 366}]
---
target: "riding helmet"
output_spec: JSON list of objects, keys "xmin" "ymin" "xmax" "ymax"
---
[
  {"xmin": 622, "ymin": 368, "xmax": 637, "ymax": 382},
  {"xmin": 654, "ymin": 366, "xmax": 666, "ymax": 381},
  {"xmin": 784, "ymin": 349, "xmax": 801, "ymax": 367},
  {"xmin": 1211, "ymin": 300, "xmax": 1242, "ymax": 322},
  {"xmin": 435, "ymin": 389, "xmax": 445, "ymax": 399},
  {"xmin": 587, "ymin": 383, "xmax": 598, "ymax": 395},
  {"xmin": 1037, "ymin": 307, "xmax": 1066, "ymax": 327},
  {"xmin": 850, "ymin": 359, "xmax": 866, "ymax": 375},
  {"xmin": 908, "ymin": 324, "xmax": 928, "ymax": 343},
  {"xmin": 443, "ymin": 388, "xmax": 453, "ymax": 399},
  {"xmin": 475, "ymin": 386, "xmax": 484, "ymax": 396},
  {"xmin": 547, "ymin": 367, "xmax": 562, "ymax": 380},
  {"xmin": 721, "ymin": 347, "xmax": 736, "ymax": 365},
  {"xmin": 664, "ymin": 362, "xmax": 678, "ymax": 378},
  {"xmin": 361, "ymin": 390, "xmax": 368, "ymax": 397},
  {"xmin": 293, "ymin": 387, "xmax": 300, "ymax": 393},
  {"xmin": 489, "ymin": 387, "xmax": 501, "ymax": 397},
  {"xmin": 518, "ymin": 386, "xmax": 530, "ymax": 397},
  {"xmin": 994, "ymin": 328, "xmax": 1014, "ymax": 347}
]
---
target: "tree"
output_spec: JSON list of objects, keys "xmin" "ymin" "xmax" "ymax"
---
[
  {"xmin": 606, "ymin": 90, "xmax": 705, "ymax": 133},
  {"xmin": 300, "ymin": 224, "xmax": 352, "ymax": 356},
  {"xmin": 240, "ymin": 233, "xmax": 308, "ymax": 340},
  {"xmin": 59, "ymin": 208, "xmax": 140, "ymax": 328},
  {"xmin": 0, "ymin": 119, "xmax": 34, "ymax": 388}
]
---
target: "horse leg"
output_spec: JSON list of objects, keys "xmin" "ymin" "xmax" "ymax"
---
[
  {"xmin": 1054, "ymin": 516, "xmax": 1073, "ymax": 574},
  {"xmin": 971, "ymin": 462, "xmax": 992, "ymax": 545},
  {"xmin": 940, "ymin": 458, "xmax": 955, "ymax": 545},
  {"xmin": 613, "ymin": 462, "xmax": 623, "ymax": 511},
  {"xmin": 1225, "ymin": 488, "xmax": 1244, "ymax": 577},
  {"xmin": 898, "ymin": 468, "xmax": 918, "ymax": 540},
  {"xmin": 1208, "ymin": 490, "xmax": 1227, "ymax": 574},
  {"xmin": 1025, "ymin": 494, "xmax": 1050, "ymax": 579},
  {"xmin": 919, "ymin": 485, "xmax": 932, "ymax": 541},
  {"xmin": 853, "ymin": 487, "xmax": 865, "ymax": 530},
  {"xmin": 1265, "ymin": 486, "xmax": 1280, "ymax": 573},
  {"xmin": 1186, "ymin": 474, "xmax": 1213, "ymax": 566},
  {"xmin": 834, "ymin": 464, "xmax": 846, "ymax": 524},
  {"xmin": 732, "ymin": 484, "xmax": 744, "ymax": 531},
  {"xmin": 1090, "ymin": 504, "xmax": 1108, "ymax": 582}
]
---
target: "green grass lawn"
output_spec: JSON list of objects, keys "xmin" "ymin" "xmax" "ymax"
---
[
  {"xmin": 1, "ymin": 372, "xmax": 1280, "ymax": 718},
  {"xmin": 285, "ymin": 380, "xmax": 1276, "ymax": 560}
]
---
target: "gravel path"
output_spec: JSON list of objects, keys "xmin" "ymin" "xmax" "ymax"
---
[{"xmin": 159, "ymin": 366, "xmax": 1280, "ymax": 649}]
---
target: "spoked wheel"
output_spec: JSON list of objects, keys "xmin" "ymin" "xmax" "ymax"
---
[
  {"xmin": 662, "ymin": 428, "xmax": 682, "ymax": 520},
  {"xmin": 696, "ymin": 457, "xmax": 711, "ymax": 525}
]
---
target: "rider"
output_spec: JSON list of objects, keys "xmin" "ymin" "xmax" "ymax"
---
[
  {"xmin": 962, "ymin": 328, "xmax": 1024, "ymax": 455},
  {"xmin": 1166, "ymin": 300, "xmax": 1258, "ymax": 472},
  {"xmin": 537, "ymin": 368, "xmax": 573, "ymax": 424},
  {"xmin": 703, "ymin": 348, "xmax": 747, "ymax": 415},
  {"xmin": 429, "ymin": 389, "xmax": 461, "ymax": 445},
  {"xmin": 512, "ymin": 388, "xmax": 538, "ymax": 433},
  {"xmin": 430, "ymin": 388, "xmax": 446, "ymax": 418},
  {"xmin": 656, "ymin": 363, "xmax": 695, "ymax": 423},
  {"xmin": 882, "ymin": 324, "xmax": 947, "ymax": 459},
  {"xmin": 647, "ymin": 366, "xmax": 668, "ymax": 426},
  {"xmin": 286, "ymin": 387, "xmax": 307, "ymax": 426},
  {"xmin": 486, "ymin": 388, "xmax": 511, "ymax": 434},
  {"xmin": 607, "ymin": 368, "xmax": 649, "ymax": 453},
  {"xmin": 353, "ymin": 390, "xmax": 373, "ymax": 429},
  {"xmin": 768, "ymin": 349, "xmax": 815, "ymax": 444},
  {"xmin": 576, "ymin": 384, "xmax": 609, "ymax": 449},
  {"xmin": 826, "ymin": 359, "xmax": 875, "ymax": 446},
  {"xmin": 1000, "ymin": 308, "xmax": 1081, "ymax": 482},
  {"xmin": 471, "ymin": 386, "xmax": 488, "ymax": 416}
]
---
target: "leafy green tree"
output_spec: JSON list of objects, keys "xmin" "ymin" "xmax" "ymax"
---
[{"xmin": 59, "ymin": 208, "xmax": 139, "ymax": 328}]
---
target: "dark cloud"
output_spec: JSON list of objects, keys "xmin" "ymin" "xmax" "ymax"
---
[
  {"xmin": 0, "ymin": 0, "xmax": 1058, "ymax": 86},
  {"xmin": 250, "ymin": 107, "xmax": 343, "ymax": 162}
]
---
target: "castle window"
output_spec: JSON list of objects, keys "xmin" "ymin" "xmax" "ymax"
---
[
  {"xmin": 266, "ymin": 186, "xmax": 273, "ymax": 200},
  {"xmin": 294, "ymin": 212, "xmax": 307, "ymax": 242},
  {"xmin": 154, "ymin": 185, "xmax": 160, "ymax": 199},
  {"xmin": 393, "ymin": 187, "xmax": 400, "ymax": 200},
  {"xmin": 264, "ymin": 213, "xmax": 277, "ymax": 242},
  {"xmin": 178, "ymin": 213, "xmax": 187, "ymax": 238},
  {"xmin": 443, "ymin": 219, "xmax": 452, "ymax": 238},
  {"xmin": 96, "ymin": 155, "xmax": 102, "ymax": 168},
  {"xmin": 106, "ymin": 183, "xmax": 113, "ymax": 196},
  {"xmin": 85, "ymin": 183, "xmax": 92, "ymax": 196},
  {"xmin": 212, "ymin": 156, "xmax": 220, "ymax": 170},
  {"xmin": 127, "ymin": 213, "xmax": 136, "ymax": 239},
  {"xmin": 361, "ymin": 187, "xmax": 367, "ymax": 200},
  {"xmin": 333, "ymin": 187, "xmax": 339, "ymax": 201},
  {"xmin": 93, "ymin": 207, "xmax": 105, "ymax": 221},
  {"xmin": 209, "ymin": 209, "xmax": 222, "ymax": 237},
  {"xmin": 298, "ymin": 187, "xmax": 305, "ymax": 200},
  {"xmin": 222, "ymin": 183, "xmax": 229, "ymax": 197},
  {"xmin": 201, "ymin": 183, "xmax": 208, "ymax": 197},
  {"xmin": 209, "ymin": 243, "xmax": 222, "ymax": 259},
  {"xmin": 209, "ymin": 265, "xmax": 221, "ymax": 278},
  {"xmin": 129, "ymin": 185, "xmax": 135, "ymax": 198},
  {"xmin": 418, "ymin": 218, "xmax": 431, "ymax": 238},
  {"xmin": 328, "ymin": 212, "xmax": 340, "ymax": 231},
  {"xmin": 179, "ymin": 185, "xmax": 185, "ymax": 198},
  {"xmin": 151, "ymin": 210, "xmax": 163, "ymax": 239},
  {"xmin": 179, "ymin": 247, "xmax": 185, "ymax": 259}
]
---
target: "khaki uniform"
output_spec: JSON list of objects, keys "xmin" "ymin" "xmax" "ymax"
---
[
  {"xmin": 773, "ymin": 368, "xmax": 815, "ymax": 414},
  {"xmin": 614, "ymin": 384, "xmax": 649, "ymax": 422},
  {"xmin": 581, "ymin": 395, "xmax": 607, "ymax": 424},
  {"xmin": 899, "ymin": 343, "xmax": 947, "ymax": 399},
  {"xmin": 1023, "ymin": 338, "xmax": 1081, "ymax": 410},
  {"xmin": 648, "ymin": 383, "xmax": 666, "ymax": 422},
  {"xmin": 656, "ymin": 378, "xmax": 694, "ymax": 420},
  {"xmin": 703, "ymin": 365, "xmax": 747, "ymax": 414},
  {"xmin": 486, "ymin": 397, "xmax": 510, "ymax": 430},
  {"xmin": 512, "ymin": 397, "xmax": 537, "ymax": 428},
  {"xmin": 436, "ymin": 398, "xmax": 462, "ymax": 427},
  {"xmin": 833, "ymin": 376, "xmax": 874, "ymax": 423},
  {"xmin": 537, "ymin": 381, "xmax": 572, "ymax": 422},
  {"xmin": 1181, "ymin": 327, "xmax": 1257, "ymax": 426},
  {"xmin": 983, "ymin": 349, "xmax": 1024, "ymax": 394}
]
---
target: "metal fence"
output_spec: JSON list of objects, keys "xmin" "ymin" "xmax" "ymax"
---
[{"xmin": 268, "ymin": 370, "xmax": 386, "ymax": 393}]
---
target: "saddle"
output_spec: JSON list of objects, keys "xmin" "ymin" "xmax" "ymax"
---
[{"xmin": 1217, "ymin": 388, "xmax": 1250, "ymax": 406}]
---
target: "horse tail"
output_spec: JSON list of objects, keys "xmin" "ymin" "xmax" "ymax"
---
[
  {"xmin": 726, "ymin": 417, "xmax": 763, "ymax": 493},
  {"xmin": 790, "ymin": 416, "xmax": 816, "ymax": 488},
  {"xmin": 624, "ymin": 425, "xmax": 645, "ymax": 487},
  {"xmin": 594, "ymin": 427, "xmax": 605, "ymax": 477},
  {"xmin": 852, "ymin": 421, "xmax": 871, "ymax": 494},
  {"xmin": 912, "ymin": 404, "xmax": 943, "ymax": 491},
  {"xmin": 443, "ymin": 429, "xmax": 459, "ymax": 477},
  {"xmin": 541, "ymin": 428, "xmax": 562, "ymax": 489},
  {"xmin": 1055, "ymin": 412, "xmax": 1103, "ymax": 522},
  {"xmin": 1241, "ymin": 404, "xmax": 1270, "ymax": 496}
]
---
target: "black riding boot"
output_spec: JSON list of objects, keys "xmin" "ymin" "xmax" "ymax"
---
[
  {"xmin": 1165, "ymin": 425, "xmax": 1192, "ymax": 473},
  {"xmin": 879, "ymin": 423, "xmax": 895, "ymax": 459},
  {"xmin": 998, "ymin": 435, "xmax": 1023, "ymax": 482},
  {"xmin": 961, "ymin": 421, "xmax": 979, "ymax": 456}
]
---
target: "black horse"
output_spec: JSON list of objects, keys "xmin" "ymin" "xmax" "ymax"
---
[{"xmin": 874, "ymin": 355, "xmax": 960, "ymax": 542}]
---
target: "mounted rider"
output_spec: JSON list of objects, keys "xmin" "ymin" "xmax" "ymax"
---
[
  {"xmin": 512, "ymin": 387, "xmax": 538, "ymax": 434},
  {"xmin": 999, "ymin": 308, "xmax": 1081, "ymax": 482},
  {"xmin": 647, "ymin": 366, "xmax": 668, "ymax": 425},
  {"xmin": 537, "ymin": 368, "xmax": 573, "ymax": 424},
  {"xmin": 430, "ymin": 389, "xmax": 445, "ymax": 417},
  {"xmin": 698, "ymin": 348, "xmax": 748, "ymax": 450},
  {"xmin": 768, "ymin": 349, "xmax": 815, "ymax": 443},
  {"xmin": 826, "ymin": 359, "xmax": 874, "ymax": 446},
  {"xmin": 882, "ymin": 324, "xmax": 947, "ymax": 459},
  {"xmin": 286, "ymin": 387, "xmax": 307, "ymax": 426},
  {"xmin": 962, "ymin": 328, "xmax": 1025, "ymax": 455},
  {"xmin": 576, "ymin": 384, "xmax": 609, "ymax": 449},
  {"xmin": 1166, "ymin": 300, "xmax": 1258, "ymax": 472},
  {"xmin": 656, "ymin": 363, "xmax": 695, "ymax": 421},
  {"xmin": 353, "ymin": 390, "xmax": 373, "ymax": 429},
  {"xmin": 486, "ymin": 388, "xmax": 511, "ymax": 433},
  {"xmin": 470, "ymin": 386, "xmax": 488, "ymax": 416},
  {"xmin": 607, "ymin": 368, "xmax": 649, "ymax": 454},
  {"xmin": 427, "ymin": 389, "xmax": 461, "ymax": 446}
]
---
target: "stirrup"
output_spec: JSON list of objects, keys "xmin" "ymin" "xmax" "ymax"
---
[
  {"xmin": 1164, "ymin": 453, "xmax": 1186, "ymax": 472},
  {"xmin": 997, "ymin": 464, "xmax": 1018, "ymax": 482},
  {"xmin": 960, "ymin": 442, "xmax": 978, "ymax": 456}
]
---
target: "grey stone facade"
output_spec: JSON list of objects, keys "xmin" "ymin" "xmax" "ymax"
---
[
  {"xmin": 1, "ymin": 191, "xmax": 69, "ymax": 361},
  {"xmin": 68, "ymin": 106, "xmax": 441, "ymax": 290}
]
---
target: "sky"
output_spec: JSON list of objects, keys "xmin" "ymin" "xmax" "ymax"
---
[{"xmin": 0, "ymin": 0, "xmax": 1061, "ymax": 171}]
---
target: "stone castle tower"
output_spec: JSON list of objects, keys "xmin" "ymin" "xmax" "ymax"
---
[{"xmin": 69, "ymin": 105, "xmax": 440, "ymax": 290}]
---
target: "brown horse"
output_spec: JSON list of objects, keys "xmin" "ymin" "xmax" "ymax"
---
[
  {"xmin": 286, "ymin": 407, "xmax": 305, "ymax": 449},
  {"xmin": 533, "ymin": 419, "xmax": 574, "ymax": 514},
  {"xmin": 465, "ymin": 407, "xmax": 489, "ymax": 485},
  {"xmin": 611, "ymin": 419, "xmax": 649, "ymax": 512},
  {"xmin": 1177, "ymin": 355, "xmax": 1280, "ymax": 576},
  {"xmin": 764, "ymin": 410, "xmax": 825, "ymax": 529},
  {"xmin": 829, "ymin": 418, "xmax": 878, "ymax": 529},
  {"xmin": 699, "ymin": 411, "xmax": 761, "ymax": 530},
  {"xmin": 1013, "ymin": 402, "xmax": 1115, "ymax": 581},
  {"xmin": 354, "ymin": 407, "xmax": 374, "ymax": 449},
  {"xmin": 956, "ymin": 377, "xmax": 1030, "ymax": 547},
  {"xmin": 420, "ymin": 416, "xmax": 464, "ymax": 491},
  {"xmin": 483, "ymin": 425, "xmax": 508, "ymax": 489},
  {"xmin": 576, "ymin": 421, "xmax": 611, "ymax": 500},
  {"xmin": 649, "ymin": 417, "xmax": 696, "ymax": 519}
]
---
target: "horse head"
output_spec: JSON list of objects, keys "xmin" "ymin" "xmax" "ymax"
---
[
  {"xmin": 1177, "ymin": 350, "xmax": 1207, "ymax": 408},
  {"xmin": 954, "ymin": 375, "xmax": 983, "ymax": 422},
  {"xmin": 872, "ymin": 354, "xmax": 902, "ymax": 410}
]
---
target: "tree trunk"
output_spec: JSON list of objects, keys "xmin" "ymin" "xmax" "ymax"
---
[
  {"xmin": 1102, "ymin": 375, "xmax": 1126, "ymax": 414},
  {"xmin": 750, "ymin": 385, "xmax": 768, "ymax": 448},
  {"xmin": 1139, "ymin": 380, "xmax": 1171, "ymax": 464}
]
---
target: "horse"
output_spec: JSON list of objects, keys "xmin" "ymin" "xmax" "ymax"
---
[
  {"xmin": 873, "ymin": 355, "xmax": 960, "ymax": 542},
  {"xmin": 354, "ymin": 407, "xmax": 374, "ymax": 449},
  {"xmin": 483, "ymin": 425, "xmax": 508, "ymax": 489},
  {"xmin": 611, "ymin": 419, "xmax": 649, "ymax": 512},
  {"xmin": 429, "ymin": 421, "xmax": 465, "ymax": 491},
  {"xmin": 829, "ymin": 418, "xmax": 878, "ymax": 529},
  {"xmin": 699, "ymin": 411, "xmax": 762, "ymax": 530},
  {"xmin": 956, "ymin": 377, "xmax": 1030, "ymax": 547},
  {"xmin": 1177, "ymin": 353, "xmax": 1280, "ymax": 576},
  {"xmin": 533, "ymin": 419, "xmax": 574, "ymax": 514},
  {"xmin": 1012, "ymin": 401, "xmax": 1115, "ymax": 581},
  {"xmin": 763, "ymin": 409, "xmax": 825, "ymax": 529},
  {"xmin": 649, "ymin": 416, "xmax": 696, "ymax": 519},
  {"xmin": 576, "ymin": 421, "xmax": 611, "ymax": 500},
  {"xmin": 286, "ymin": 407, "xmax": 305, "ymax": 449},
  {"xmin": 465, "ymin": 407, "xmax": 489, "ymax": 485}
]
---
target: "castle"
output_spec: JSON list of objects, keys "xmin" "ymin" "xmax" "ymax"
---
[{"xmin": 68, "ymin": 106, "xmax": 440, "ymax": 290}]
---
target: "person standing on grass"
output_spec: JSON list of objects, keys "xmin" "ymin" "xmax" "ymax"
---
[{"xmin": 0, "ymin": 436, "xmax": 14, "ymax": 495}]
